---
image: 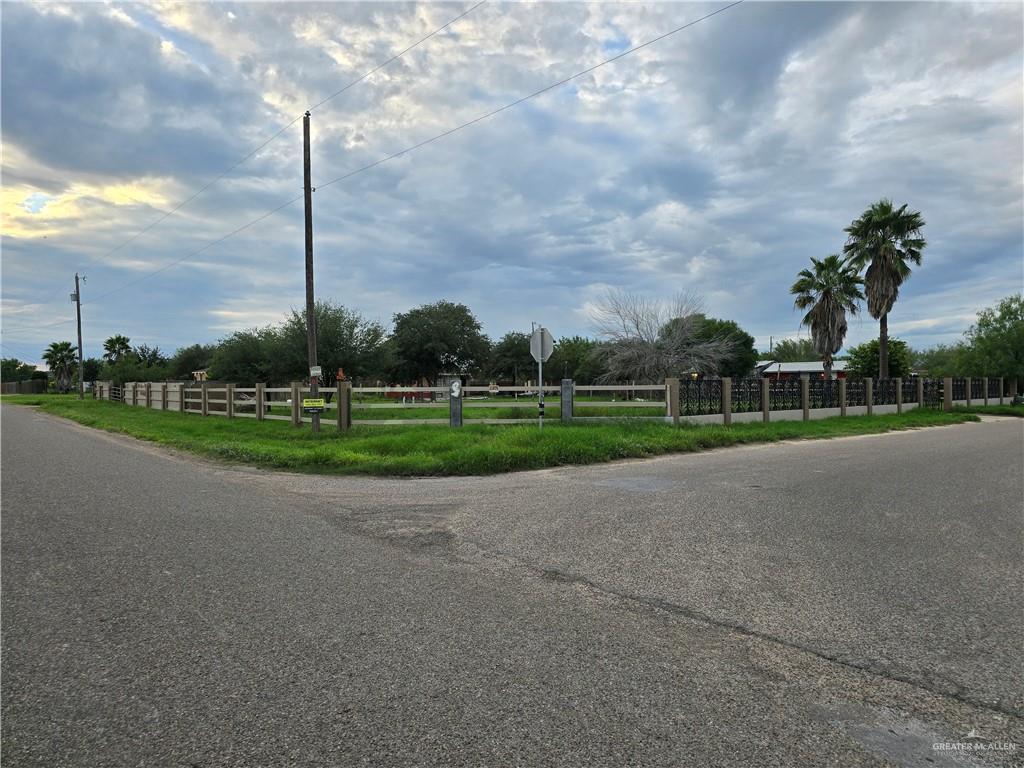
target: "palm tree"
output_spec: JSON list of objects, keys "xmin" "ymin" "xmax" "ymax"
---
[
  {"xmin": 843, "ymin": 199, "xmax": 926, "ymax": 378},
  {"xmin": 103, "ymin": 334, "xmax": 132, "ymax": 363},
  {"xmin": 42, "ymin": 341, "xmax": 77, "ymax": 393},
  {"xmin": 790, "ymin": 255, "xmax": 864, "ymax": 380}
]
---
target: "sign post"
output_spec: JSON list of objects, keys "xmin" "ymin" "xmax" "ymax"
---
[{"xmin": 530, "ymin": 326, "xmax": 554, "ymax": 429}]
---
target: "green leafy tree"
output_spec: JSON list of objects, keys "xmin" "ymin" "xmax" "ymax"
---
[
  {"xmin": 390, "ymin": 300, "xmax": 490, "ymax": 383},
  {"xmin": 102, "ymin": 334, "xmax": 132, "ymax": 363},
  {"xmin": 208, "ymin": 329, "xmax": 273, "ymax": 383},
  {"xmin": 912, "ymin": 344, "xmax": 970, "ymax": 378},
  {"xmin": 963, "ymin": 294, "xmax": 1024, "ymax": 378},
  {"xmin": 688, "ymin": 315, "xmax": 758, "ymax": 378},
  {"xmin": 1, "ymin": 358, "xmax": 38, "ymax": 381},
  {"xmin": 42, "ymin": 341, "xmax": 77, "ymax": 392},
  {"xmin": 133, "ymin": 344, "xmax": 168, "ymax": 368},
  {"xmin": 845, "ymin": 338, "xmax": 911, "ymax": 379},
  {"xmin": 765, "ymin": 338, "xmax": 819, "ymax": 362},
  {"xmin": 169, "ymin": 344, "xmax": 216, "ymax": 380},
  {"xmin": 488, "ymin": 332, "xmax": 533, "ymax": 384},
  {"xmin": 548, "ymin": 336, "xmax": 605, "ymax": 383},
  {"xmin": 79, "ymin": 357, "xmax": 102, "ymax": 383},
  {"xmin": 843, "ymin": 199, "xmax": 926, "ymax": 379},
  {"xmin": 790, "ymin": 254, "xmax": 864, "ymax": 380}
]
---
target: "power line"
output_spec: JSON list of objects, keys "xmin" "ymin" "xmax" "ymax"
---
[
  {"xmin": 6, "ymin": 0, "xmax": 742, "ymax": 324},
  {"xmin": 316, "ymin": 1, "xmax": 744, "ymax": 191}
]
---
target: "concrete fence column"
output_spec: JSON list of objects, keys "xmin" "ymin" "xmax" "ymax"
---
[
  {"xmin": 666, "ymin": 378, "xmax": 680, "ymax": 426},
  {"xmin": 161, "ymin": 383, "xmax": 168, "ymax": 411},
  {"xmin": 201, "ymin": 382, "xmax": 209, "ymax": 417},
  {"xmin": 226, "ymin": 383, "xmax": 235, "ymax": 418},
  {"xmin": 896, "ymin": 377, "xmax": 903, "ymax": 415},
  {"xmin": 722, "ymin": 377, "xmax": 732, "ymax": 426},
  {"xmin": 800, "ymin": 376, "xmax": 809, "ymax": 421},
  {"xmin": 982, "ymin": 377, "xmax": 989, "ymax": 406},
  {"xmin": 917, "ymin": 377, "xmax": 924, "ymax": 408},
  {"xmin": 290, "ymin": 382, "xmax": 301, "ymax": 427},
  {"xmin": 255, "ymin": 383, "xmax": 265, "ymax": 421},
  {"xmin": 178, "ymin": 384, "xmax": 186, "ymax": 413},
  {"xmin": 761, "ymin": 378, "xmax": 770, "ymax": 423},
  {"xmin": 336, "ymin": 381, "xmax": 352, "ymax": 431},
  {"xmin": 965, "ymin": 377, "xmax": 972, "ymax": 407},
  {"xmin": 449, "ymin": 386, "xmax": 463, "ymax": 427},
  {"xmin": 145, "ymin": 382, "xmax": 152, "ymax": 409},
  {"xmin": 865, "ymin": 378, "xmax": 873, "ymax": 416},
  {"xmin": 839, "ymin": 378, "xmax": 847, "ymax": 417},
  {"xmin": 561, "ymin": 379, "xmax": 573, "ymax": 424},
  {"xmin": 131, "ymin": 383, "xmax": 138, "ymax": 407},
  {"xmin": 943, "ymin": 377, "xmax": 953, "ymax": 411}
]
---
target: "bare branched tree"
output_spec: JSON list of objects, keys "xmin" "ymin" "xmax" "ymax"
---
[{"xmin": 591, "ymin": 290, "xmax": 736, "ymax": 383}]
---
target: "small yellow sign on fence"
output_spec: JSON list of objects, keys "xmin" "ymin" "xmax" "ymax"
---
[{"xmin": 302, "ymin": 398, "xmax": 326, "ymax": 413}]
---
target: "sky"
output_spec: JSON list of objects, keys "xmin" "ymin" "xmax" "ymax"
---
[{"xmin": 2, "ymin": 0, "xmax": 1022, "ymax": 366}]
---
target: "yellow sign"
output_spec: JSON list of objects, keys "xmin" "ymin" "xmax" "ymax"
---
[{"xmin": 302, "ymin": 398, "xmax": 326, "ymax": 409}]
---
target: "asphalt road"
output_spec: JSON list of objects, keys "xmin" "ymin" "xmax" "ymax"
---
[{"xmin": 2, "ymin": 404, "xmax": 1022, "ymax": 767}]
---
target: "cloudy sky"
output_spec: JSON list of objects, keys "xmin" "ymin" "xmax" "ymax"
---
[{"xmin": 2, "ymin": 1, "xmax": 1022, "ymax": 364}]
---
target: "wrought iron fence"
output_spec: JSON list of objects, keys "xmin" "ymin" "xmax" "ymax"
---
[
  {"xmin": 808, "ymin": 379, "xmax": 841, "ymax": 408},
  {"xmin": 681, "ymin": 378, "xmax": 722, "ymax": 415},
  {"xmin": 970, "ymin": 378, "xmax": 984, "ymax": 400},
  {"xmin": 951, "ymin": 378, "xmax": 967, "ymax": 400},
  {"xmin": 873, "ymin": 378, "xmax": 898, "ymax": 405},
  {"xmin": 846, "ymin": 379, "xmax": 867, "ymax": 407},
  {"xmin": 110, "ymin": 385, "xmax": 123, "ymax": 403},
  {"xmin": 767, "ymin": 379, "xmax": 802, "ymax": 411},
  {"xmin": 730, "ymin": 377, "xmax": 762, "ymax": 413},
  {"xmin": 987, "ymin": 378, "xmax": 1002, "ymax": 398},
  {"xmin": 923, "ymin": 378, "xmax": 943, "ymax": 408},
  {"xmin": 901, "ymin": 378, "xmax": 918, "ymax": 404}
]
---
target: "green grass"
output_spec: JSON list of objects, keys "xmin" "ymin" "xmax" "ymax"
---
[
  {"xmin": 2, "ymin": 395, "xmax": 979, "ymax": 477},
  {"xmin": 953, "ymin": 403, "xmax": 1024, "ymax": 417}
]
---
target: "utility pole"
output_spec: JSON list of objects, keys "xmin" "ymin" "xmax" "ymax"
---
[
  {"xmin": 303, "ymin": 111, "xmax": 320, "ymax": 433},
  {"xmin": 73, "ymin": 273, "xmax": 84, "ymax": 400}
]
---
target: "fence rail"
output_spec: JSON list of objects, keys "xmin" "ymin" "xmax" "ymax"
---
[{"xmin": 94, "ymin": 375, "xmax": 1018, "ymax": 430}]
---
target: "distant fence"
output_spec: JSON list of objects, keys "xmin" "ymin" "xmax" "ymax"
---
[
  {"xmin": 1, "ymin": 379, "xmax": 47, "ymax": 395},
  {"xmin": 95, "ymin": 375, "xmax": 1018, "ymax": 431}
]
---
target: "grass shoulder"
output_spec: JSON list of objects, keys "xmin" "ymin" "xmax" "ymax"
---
[
  {"xmin": 2, "ymin": 396, "xmax": 980, "ymax": 477},
  {"xmin": 952, "ymin": 404, "xmax": 1024, "ymax": 417}
]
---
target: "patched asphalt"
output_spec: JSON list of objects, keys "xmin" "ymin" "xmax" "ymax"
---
[{"xmin": 3, "ymin": 404, "xmax": 1022, "ymax": 767}]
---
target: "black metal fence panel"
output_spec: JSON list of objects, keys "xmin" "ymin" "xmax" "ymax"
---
[
  {"xmin": 923, "ymin": 379, "xmax": 943, "ymax": 408},
  {"xmin": 846, "ymin": 379, "xmax": 866, "ymax": 407},
  {"xmin": 970, "ymin": 378, "xmax": 984, "ymax": 399},
  {"xmin": 988, "ymin": 378, "xmax": 1001, "ymax": 398},
  {"xmin": 730, "ymin": 378, "xmax": 762, "ymax": 413},
  {"xmin": 767, "ymin": 379, "xmax": 802, "ymax": 411},
  {"xmin": 901, "ymin": 378, "xmax": 918, "ymax": 404},
  {"xmin": 952, "ymin": 378, "xmax": 967, "ymax": 400},
  {"xmin": 681, "ymin": 378, "xmax": 723, "ymax": 415},
  {"xmin": 808, "ymin": 379, "xmax": 841, "ymax": 408},
  {"xmin": 873, "ymin": 378, "xmax": 898, "ymax": 405}
]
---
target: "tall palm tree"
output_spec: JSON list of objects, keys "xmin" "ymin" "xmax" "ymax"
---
[
  {"xmin": 843, "ymin": 199, "xmax": 926, "ymax": 378},
  {"xmin": 42, "ymin": 341, "xmax": 77, "ymax": 393},
  {"xmin": 102, "ymin": 334, "xmax": 132, "ymax": 363},
  {"xmin": 790, "ymin": 255, "xmax": 864, "ymax": 380}
]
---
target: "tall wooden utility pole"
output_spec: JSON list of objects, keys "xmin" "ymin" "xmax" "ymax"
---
[
  {"xmin": 302, "ymin": 111, "xmax": 320, "ymax": 432},
  {"xmin": 73, "ymin": 273, "xmax": 84, "ymax": 400}
]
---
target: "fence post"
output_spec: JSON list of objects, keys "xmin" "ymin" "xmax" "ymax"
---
[
  {"xmin": 998, "ymin": 377, "xmax": 1004, "ymax": 405},
  {"xmin": 131, "ymin": 383, "xmax": 138, "ymax": 406},
  {"xmin": 917, "ymin": 377, "xmax": 924, "ymax": 408},
  {"xmin": 839, "ymin": 378, "xmax": 847, "ymax": 417},
  {"xmin": 179, "ymin": 384, "xmax": 186, "ymax": 413},
  {"xmin": 982, "ymin": 377, "xmax": 988, "ymax": 406},
  {"xmin": 290, "ymin": 382, "xmax": 301, "ymax": 427},
  {"xmin": 161, "ymin": 383, "xmax": 168, "ymax": 411},
  {"xmin": 337, "ymin": 381, "xmax": 351, "ymax": 431},
  {"xmin": 226, "ymin": 383, "xmax": 235, "ymax": 418},
  {"xmin": 256, "ymin": 383, "xmax": 265, "ymax": 421},
  {"xmin": 561, "ymin": 379, "xmax": 573, "ymax": 424},
  {"xmin": 965, "ymin": 377, "xmax": 972, "ymax": 407},
  {"xmin": 722, "ymin": 377, "xmax": 732, "ymax": 426},
  {"xmin": 943, "ymin": 377, "xmax": 953, "ymax": 411},
  {"xmin": 201, "ymin": 382, "xmax": 209, "ymax": 416},
  {"xmin": 800, "ymin": 376, "xmax": 809, "ymax": 421},
  {"xmin": 666, "ymin": 378, "xmax": 680, "ymax": 426},
  {"xmin": 761, "ymin": 377, "xmax": 770, "ymax": 423},
  {"xmin": 865, "ymin": 378, "xmax": 873, "ymax": 416},
  {"xmin": 145, "ymin": 382, "xmax": 152, "ymax": 408},
  {"xmin": 449, "ymin": 385, "xmax": 463, "ymax": 427},
  {"xmin": 895, "ymin": 377, "xmax": 903, "ymax": 415}
]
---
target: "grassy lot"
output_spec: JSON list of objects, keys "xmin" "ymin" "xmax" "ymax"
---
[
  {"xmin": 953, "ymin": 403, "xmax": 1024, "ymax": 417},
  {"xmin": 2, "ymin": 394, "xmax": 981, "ymax": 476}
]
